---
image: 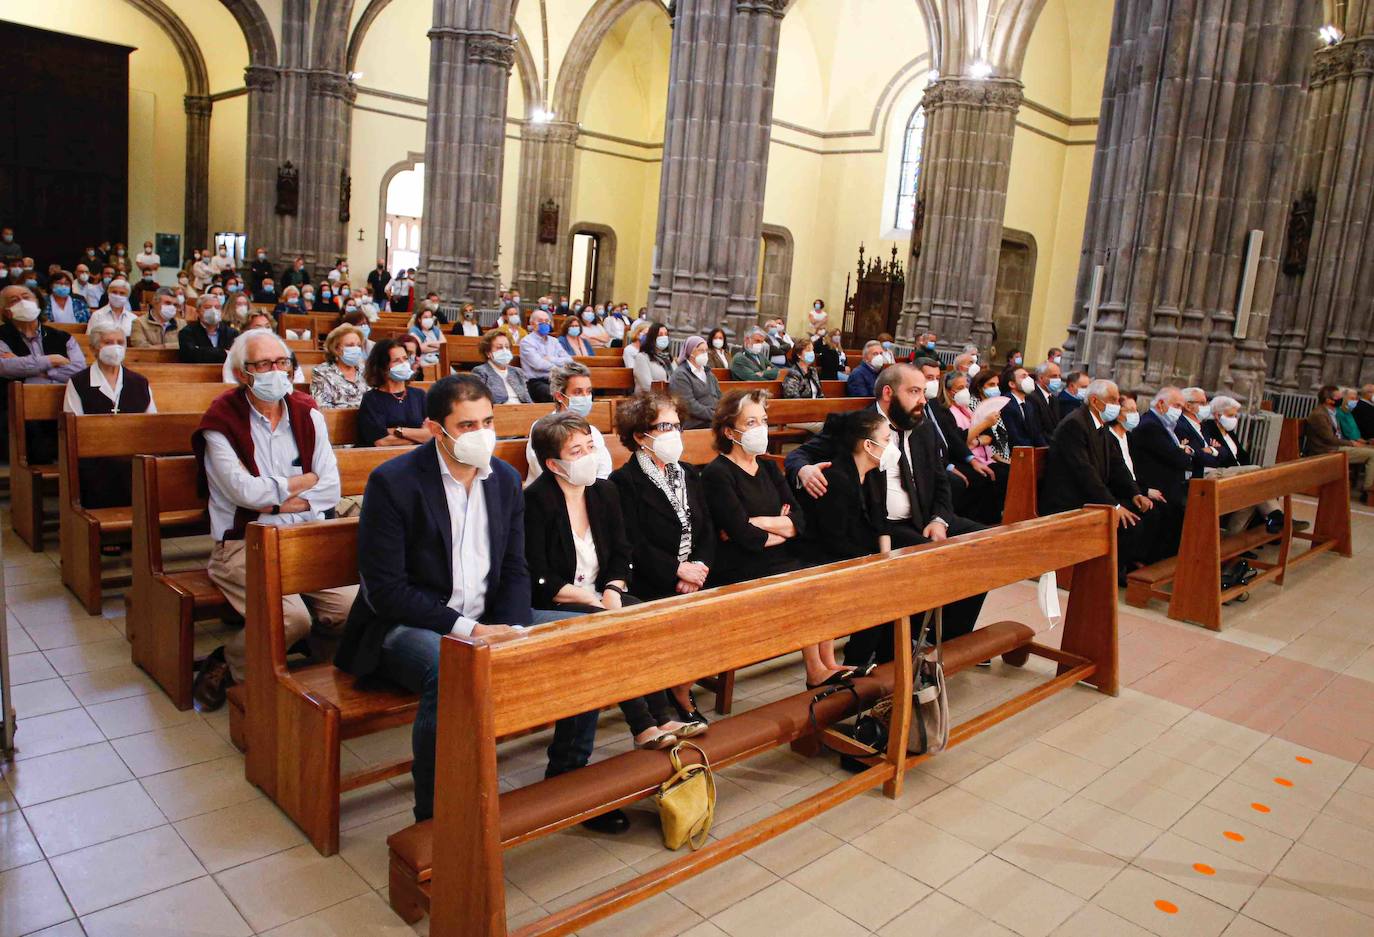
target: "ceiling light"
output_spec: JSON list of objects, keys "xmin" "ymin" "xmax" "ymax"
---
[
  {"xmin": 969, "ymin": 60, "xmax": 993, "ymax": 80},
  {"xmin": 1318, "ymin": 24, "xmax": 1343, "ymax": 45},
  {"xmin": 926, "ymin": 69, "xmax": 940, "ymax": 82},
  {"xmin": 346, "ymin": 71, "xmax": 363, "ymax": 82}
]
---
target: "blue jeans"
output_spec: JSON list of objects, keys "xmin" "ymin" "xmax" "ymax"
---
[{"xmin": 378, "ymin": 609, "xmax": 593, "ymax": 822}]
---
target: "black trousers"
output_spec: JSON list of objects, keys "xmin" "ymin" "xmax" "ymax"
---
[
  {"xmin": 527, "ymin": 377, "xmax": 553, "ymax": 403},
  {"xmin": 842, "ymin": 515, "xmax": 988, "ymax": 667}
]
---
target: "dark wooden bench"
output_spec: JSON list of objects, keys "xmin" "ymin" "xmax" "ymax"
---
[
  {"xmin": 492, "ymin": 400, "xmax": 615, "ymax": 438},
  {"xmin": 1125, "ymin": 452, "xmax": 1352, "ymax": 629},
  {"xmin": 386, "ymin": 507, "xmax": 1121, "ymax": 932},
  {"xmin": 59, "ymin": 407, "xmax": 359, "ymax": 614}
]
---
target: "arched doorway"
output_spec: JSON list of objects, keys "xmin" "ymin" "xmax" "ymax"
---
[
  {"xmin": 383, "ymin": 162, "xmax": 423, "ymax": 275},
  {"xmin": 568, "ymin": 223, "xmax": 617, "ymax": 304}
]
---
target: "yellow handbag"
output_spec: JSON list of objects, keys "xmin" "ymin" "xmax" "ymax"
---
[{"xmin": 655, "ymin": 741, "xmax": 716, "ymax": 850}]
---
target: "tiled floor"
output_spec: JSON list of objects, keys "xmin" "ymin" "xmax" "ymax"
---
[{"xmin": 3, "ymin": 499, "xmax": 1374, "ymax": 936}]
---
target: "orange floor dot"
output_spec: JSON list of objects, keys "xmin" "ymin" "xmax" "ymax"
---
[
  {"xmin": 1274, "ymin": 777, "xmax": 1293, "ymax": 787},
  {"xmin": 1251, "ymin": 802, "xmax": 1271, "ymax": 813},
  {"xmin": 1154, "ymin": 899, "xmax": 1179, "ymax": 914},
  {"xmin": 1193, "ymin": 863, "xmax": 1216, "ymax": 875},
  {"xmin": 1296, "ymin": 756, "xmax": 1313, "ymax": 765},
  {"xmin": 1224, "ymin": 831, "xmax": 1246, "ymax": 842}
]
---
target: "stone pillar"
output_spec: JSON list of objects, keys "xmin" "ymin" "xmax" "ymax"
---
[
  {"xmin": 511, "ymin": 120, "xmax": 579, "ymax": 301},
  {"xmin": 1065, "ymin": 0, "xmax": 1316, "ymax": 402},
  {"xmin": 647, "ymin": 0, "xmax": 785, "ymax": 337},
  {"xmin": 243, "ymin": 65, "xmax": 282, "ymax": 257},
  {"xmin": 183, "ymin": 94, "xmax": 212, "ymax": 252},
  {"xmin": 301, "ymin": 69, "xmax": 356, "ymax": 269},
  {"xmin": 896, "ymin": 78, "xmax": 1022, "ymax": 349},
  {"xmin": 1268, "ymin": 28, "xmax": 1374, "ymax": 391},
  {"xmin": 419, "ymin": 6, "xmax": 515, "ymax": 308}
]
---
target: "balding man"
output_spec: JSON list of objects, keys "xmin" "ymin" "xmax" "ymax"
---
[
  {"xmin": 179, "ymin": 294, "xmax": 239, "ymax": 364},
  {"xmin": 519, "ymin": 304, "xmax": 573, "ymax": 401},
  {"xmin": 1131, "ymin": 386, "xmax": 1195, "ymax": 507},
  {"xmin": 190, "ymin": 329, "xmax": 355, "ymax": 710}
]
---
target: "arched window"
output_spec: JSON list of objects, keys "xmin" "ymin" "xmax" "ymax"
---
[{"xmin": 893, "ymin": 105, "xmax": 926, "ymax": 230}]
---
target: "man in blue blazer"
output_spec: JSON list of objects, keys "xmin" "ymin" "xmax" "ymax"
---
[
  {"xmin": 335, "ymin": 375, "xmax": 624, "ymax": 832},
  {"xmin": 1001, "ymin": 367, "xmax": 1047, "ymax": 447},
  {"xmin": 1057, "ymin": 371, "xmax": 1090, "ymax": 419}
]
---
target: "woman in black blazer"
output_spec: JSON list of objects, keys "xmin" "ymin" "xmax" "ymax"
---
[
  {"xmin": 526, "ymin": 412, "xmax": 704, "ymax": 750},
  {"xmin": 609, "ymin": 390, "xmax": 717, "ymax": 724},
  {"xmin": 800, "ymin": 409, "xmax": 893, "ymax": 565}
]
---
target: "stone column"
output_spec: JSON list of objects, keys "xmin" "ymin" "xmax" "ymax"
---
[
  {"xmin": 1065, "ymin": 0, "xmax": 1316, "ymax": 402},
  {"xmin": 896, "ymin": 78, "xmax": 1022, "ymax": 349},
  {"xmin": 511, "ymin": 120, "xmax": 579, "ymax": 301},
  {"xmin": 647, "ymin": 0, "xmax": 785, "ymax": 337},
  {"xmin": 419, "ymin": 4, "xmax": 515, "ymax": 308},
  {"xmin": 183, "ymin": 94, "xmax": 212, "ymax": 252},
  {"xmin": 1268, "ymin": 28, "xmax": 1374, "ymax": 391},
  {"xmin": 301, "ymin": 69, "xmax": 356, "ymax": 269},
  {"xmin": 243, "ymin": 64, "xmax": 282, "ymax": 257}
]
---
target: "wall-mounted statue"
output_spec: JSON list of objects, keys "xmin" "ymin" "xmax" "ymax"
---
[
  {"xmin": 538, "ymin": 199, "xmax": 559, "ymax": 244},
  {"xmin": 275, "ymin": 161, "xmax": 298, "ymax": 216},
  {"xmin": 1282, "ymin": 189, "xmax": 1315, "ymax": 277},
  {"xmin": 339, "ymin": 170, "xmax": 352, "ymax": 224}
]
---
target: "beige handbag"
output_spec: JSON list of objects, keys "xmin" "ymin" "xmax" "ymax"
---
[{"xmin": 655, "ymin": 741, "xmax": 716, "ymax": 850}]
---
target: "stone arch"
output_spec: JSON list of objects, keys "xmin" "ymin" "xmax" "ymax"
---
[
  {"xmin": 345, "ymin": 1, "xmax": 542, "ymax": 113},
  {"xmin": 120, "ymin": 0, "xmax": 209, "ymax": 95},
  {"xmin": 312, "ymin": 0, "xmax": 355, "ymax": 70},
  {"xmin": 219, "ymin": 0, "xmax": 278, "ymax": 67},
  {"xmin": 376, "ymin": 151, "xmax": 425, "ymax": 261},
  {"xmin": 984, "ymin": 0, "xmax": 1050, "ymax": 75},
  {"xmin": 568, "ymin": 222, "xmax": 618, "ymax": 303},
  {"xmin": 759, "ymin": 224, "xmax": 795, "ymax": 326},
  {"xmin": 550, "ymin": 0, "xmax": 670, "ymax": 122}
]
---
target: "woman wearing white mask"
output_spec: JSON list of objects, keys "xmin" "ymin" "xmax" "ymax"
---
[
  {"xmin": 668, "ymin": 335, "xmax": 721, "ymax": 430},
  {"xmin": 310, "ymin": 323, "xmax": 369, "ymax": 408},
  {"xmin": 525, "ymin": 412, "xmax": 704, "ymax": 750},
  {"xmin": 704, "ymin": 327, "xmax": 731, "ymax": 370},
  {"xmin": 578, "ymin": 306, "xmax": 610, "ymax": 347},
  {"xmin": 799, "ymin": 409, "xmax": 893, "ymax": 685},
  {"xmin": 85, "ymin": 278, "xmax": 138, "ymax": 337},
  {"xmin": 129, "ymin": 287, "xmax": 187, "ymax": 348},
  {"xmin": 610, "ymin": 390, "xmax": 715, "ymax": 726},
  {"xmin": 632, "ymin": 321, "xmax": 676, "ymax": 393},
  {"xmin": 472, "ymin": 330, "xmax": 532, "ymax": 404},
  {"xmin": 525, "ymin": 362, "xmax": 610, "ymax": 483}
]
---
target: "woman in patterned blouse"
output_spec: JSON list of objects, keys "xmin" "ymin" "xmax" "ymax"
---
[{"xmin": 310, "ymin": 323, "xmax": 369, "ymax": 408}]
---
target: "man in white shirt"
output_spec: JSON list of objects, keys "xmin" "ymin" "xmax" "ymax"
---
[
  {"xmin": 333, "ymin": 375, "xmax": 619, "ymax": 831},
  {"xmin": 209, "ymin": 246, "xmax": 236, "ymax": 275},
  {"xmin": 85, "ymin": 279, "xmax": 138, "ymax": 337},
  {"xmin": 75, "ymin": 264, "xmax": 104, "ymax": 308},
  {"xmin": 525, "ymin": 362, "xmax": 611, "ymax": 484},
  {"xmin": 135, "ymin": 240, "xmax": 160, "ymax": 278},
  {"xmin": 190, "ymin": 329, "xmax": 355, "ymax": 710}
]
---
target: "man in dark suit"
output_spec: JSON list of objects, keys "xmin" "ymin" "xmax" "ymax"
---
[
  {"xmin": 334, "ymin": 375, "xmax": 625, "ymax": 832},
  {"xmin": 916, "ymin": 357, "xmax": 997, "ymax": 520},
  {"xmin": 178, "ymin": 296, "xmax": 239, "ymax": 364},
  {"xmin": 1028, "ymin": 361, "xmax": 1063, "ymax": 437},
  {"xmin": 1001, "ymin": 366, "xmax": 1047, "ymax": 447},
  {"xmin": 1057, "ymin": 371, "xmax": 1090, "ymax": 419},
  {"xmin": 1175, "ymin": 387, "xmax": 1221, "ymax": 476},
  {"xmin": 786, "ymin": 363, "xmax": 986, "ymax": 665},
  {"xmin": 1040, "ymin": 379, "xmax": 1158, "ymax": 575},
  {"xmin": 1129, "ymin": 386, "xmax": 1195, "ymax": 507},
  {"xmin": 1353, "ymin": 384, "xmax": 1374, "ymax": 441}
]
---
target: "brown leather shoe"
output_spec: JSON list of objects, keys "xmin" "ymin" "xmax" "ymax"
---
[{"xmin": 193, "ymin": 649, "xmax": 234, "ymax": 711}]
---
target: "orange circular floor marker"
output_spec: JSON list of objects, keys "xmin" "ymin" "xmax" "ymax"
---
[
  {"xmin": 1224, "ymin": 831, "xmax": 1245, "ymax": 842},
  {"xmin": 1274, "ymin": 777, "xmax": 1293, "ymax": 787},
  {"xmin": 1295, "ymin": 756, "xmax": 1313, "ymax": 765},
  {"xmin": 1251, "ymin": 802, "xmax": 1271, "ymax": 813},
  {"xmin": 1193, "ymin": 863, "xmax": 1216, "ymax": 876},
  {"xmin": 1154, "ymin": 900, "xmax": 1179, "ymax": 914}
]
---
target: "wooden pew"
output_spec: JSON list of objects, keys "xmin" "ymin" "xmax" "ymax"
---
[
  {"xmin": 125, "ymin": 348, "xmax": 181, "ymax": 364},
  {"xmin": 589, "ymin": 367, "xmax": 635, "ymax": 396},
  {"xmin": 492, "ymin": 400, "xmax": 615, "ymax": 438},
  {"xmin": 1275, "ymin": 417, "xmax": 1302, "ymax": 463},
  {"xmin": 125, "ymin": 363, "xmax": 225, "ymax": 383},
  {"xmin": 58, "ymin": 406, "xmax": 359, "ymax": 614},
  {"xmin": 573, "ymin": 355, "xmax": 625, "ymax": 368},
  {"xmin": 1125, "ymin": 453, "xmax": 1352, "ymax": 629},
  {"xmin": 1002, "ymin": 446, "xmax": 1047, "ymax": 524},
  {"xmin": 387, "ymin": 507, "xmax": 1121, "ymax": 931}
]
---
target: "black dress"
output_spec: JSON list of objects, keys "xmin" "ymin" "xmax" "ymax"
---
[
  {"xmin": 357, "ymin": 387, "xmax": 427, "ymax": 447},
  {"xmin": 701, "ymin": 454, "xmax": 806, "ymax": 586},
  {"xmin": 800, "ymin": 456, "xmax": 887, "ymax": 564}
]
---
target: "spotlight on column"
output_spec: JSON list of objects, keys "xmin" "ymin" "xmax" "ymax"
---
[
  {"xmin": 346, "ymin": 71, "xmax": 364, "ymax": 83},
  {"xmin": 969, "ymin": 60, "xmax": 993, "ymax": 80},
  {"xmin": 926, "ymin": 69, "xmax": 940, "ymax": 83},
  {"xmin": 531, "ymin": 107, "xmax": 556, "ymax": 123},
  {"xmin": 1318, "ymin": 24, "xmax": 1343, "ymax": 45}
]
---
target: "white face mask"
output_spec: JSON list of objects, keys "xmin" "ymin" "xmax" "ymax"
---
[
  {"xmin": 874, "ymin": 439, "xmax": 902, "ymax": 474},
  {"xmin": 202, "ymin": 308, "xmax": 221, "ymax": 327},
  {"xmin": 442, "ymin": 426, "xmax": 496, "ymax": 468},
  {"xmin": 924, "ymin": 380, "xmax": 939, "ymax": 400},
  {"xmin": 420, "ymin": 317, "xmax": 434, "ymax": 330},
  {"xmin": 160, "ymin": 304, "xmax": 178, "ymax": 321},
  {"xmin": 1019, "ymin": 376, "xmax": 1036, "ymax": 395},
  {"xmin": 555, "ymin": 452, "xmax": 599, "ymax": 487},
  {"xmin": 109, "ymin": 294, "xmax": 128, "ymax": 310},
  {"xmin": 967, "ymin": 362, "xmax": 981, "ymax": 379},
  {"xmin": 868, "ymin": 355, "xmax": 886, "ymax": 370},
  {"xmin": 712, "ymin": 338, "xmax": 725, "ymax": 349},
  {"xmin": 10, "ymin": 299, "xmax": 40, "ymax": 322},
  {"xmin": 749, "ymin": 343, "xmax": 767, "ymax": 356},
  {"xmin": 953, "ymin": 388, "xmax": 971, "ymax": 408},
  {"xmin": 1219, "ymin": 414, "xmax": 1238, "ymax": 432},
  {"xmin": 98, "ymin": 343, "xmax": 126, "ymax": 367},
  {"xmin": 648, "ymin": 429, "xmax": 684, "ymax": 465},
  {"xmin": 249, "ymin": 369, "xmax": 292, "ymax": 403},
  {"xmin": 737, "ymin": 425, "xmax": 769, "ymax": 456},
  {"xmin": 693, "ymin": 352, "xmax": 708, "ymax": 369}
]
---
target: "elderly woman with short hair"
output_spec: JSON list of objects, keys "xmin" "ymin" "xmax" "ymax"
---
[
  {"xmin": 525, "ymin": 361, "xmax": 610, "ymax": 483},
  {"xmin": 668, "ymin": 335, "xmax": 721, "ymax": 430},
  {"xmin": 472, "ymin": 329, "xmax": 532, "ymax": 404},
  {"xmin": 310, "ymin": 323, "xmax": 369, "ymax": 408}
]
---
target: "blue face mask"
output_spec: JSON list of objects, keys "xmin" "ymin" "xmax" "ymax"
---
[
  {"xmin": 356, "ymin": 322, "xmax": 368, "ymax": 336},
  {"xmin": 227, "ymin": 284, "xmax": 240, "ymax": 293},
  {"xmin": 767, "ymin": 327, "xmax": 779, "ymax": 338},
  {"xmin": 53, "ymin": 285, "xmax": 71, "ymax": 298},
  {"xmin": 1346, "ymin": 398, "xmax": 1359, "ymax": 411},
  {"xmin": 492, "ymin": 349, "xmax": 513, "ymax": 367},
  {"xmin": 568, "ymin": 326, "xmax": 582, "ymax": 337},
  {"xmin": 537, "ymin": 322, "xmax": 552, "ymax": 336},
  {"xmin": 263, "ymin": 285, "xmax": 274, "ymax": 293},
  {"xmin": 565, "ymin": 394, "xmax": 594, "ymax": 417},
  {"xmin": 286, "ymin": 297, "xmax": 299, "ymax": 305},
  {"xmin": 1164, "ymin": 406, "xmax": 1182, "ymax": 426},
  {"xmin": 24, "ymin": 279, "xmax": 37, "ymax": 289},
  {"xmin": 984, "ymin": 386, "xmax": 1002, "ymax": 398},
  {"xmin": 322, "ymin": 291, "xmax": 333, "ymax": 300},
  {"xmin": 340, "ymin": 346, "xmax": 366, "ymax": 367},
  {"xmin": 882, "ymin": 341, "xmax": 894, "ymax": 351},
  {"xmin": 1124, "ymin": 411, "xmax": 1140, "ymax": 430},
  {"xmin": 1075, "ymin": 388, "xmax": 1089, "ymax": 401},
  {"xmin": 802, "ymin": 351, "xmax": 815, "ymax": 364},
  {"xmin": 388, "ymin": 362, "xmax": 414, "ymax": 383},
  {"xmin": 926, "ymin": 342, "xmax": 936, "ymax": 350},
  {"xmin": 1101, "ymin": 403, "xmax": 1121, "ymax": 423},
  {"xmin": 1047, "ymin": 377, "xmax": 1064, "ymax": 393},
  {"xmin": 655, "ymin": 335, "xmax": 671, "ymax": 350}
]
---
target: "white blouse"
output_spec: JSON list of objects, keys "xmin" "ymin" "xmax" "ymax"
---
[{"xmin": 572, "ymin": 525, "xmax": 599, "ymax": 591}]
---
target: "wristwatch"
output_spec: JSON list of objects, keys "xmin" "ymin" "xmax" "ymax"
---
[{"xmin": 270, "ymin": 504, "xmax": 281, "ymax": 515}]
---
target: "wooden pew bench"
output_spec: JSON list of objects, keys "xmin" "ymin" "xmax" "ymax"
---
[
  {"xmin": 1125, "ymin": 452, "xmax": 1352, "ymax": 629},
  {"xmin": 59, "ymin": 406, "xmax": 359, "ymax": 614},
  {"xmin": 385, "ymin": 507, "xmax": 1121, "ymax": 932}
]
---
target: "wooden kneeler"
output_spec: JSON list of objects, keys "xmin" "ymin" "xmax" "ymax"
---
[{"xmin": 400, "ymin": 507, "xmax": 1119, "ymax": 935}]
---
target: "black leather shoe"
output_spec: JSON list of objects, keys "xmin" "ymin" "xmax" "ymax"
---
[
  {"xmin": 581, "ymin": 809, "xmax": 630, "ymax": 835},
  {"xmin": 1265, "ymin": 511, "xmax": 1284, "ymax": 534}
]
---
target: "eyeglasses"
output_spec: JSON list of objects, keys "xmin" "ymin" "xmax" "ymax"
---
[
  {"xmin": 243, "ymin": 357, "xmax": 292, "ymax": 374},
  {"xmin": 648, "ymin": 422, "xmax": 681, "ymax": 434}
]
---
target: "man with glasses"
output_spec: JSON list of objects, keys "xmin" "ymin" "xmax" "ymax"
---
[{"xmin": 190, "ymin": 329, "xmax": 356, "ymax": 710}]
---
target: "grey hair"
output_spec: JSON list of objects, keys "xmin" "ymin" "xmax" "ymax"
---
[
  {"xmin": 229, "ymin": 328, "xmax": 291, "ymax": 375},
  {"xmin": 1086, "ymin": 378, "xmax": 1116, "ymax": 403},
  {"xmin": 551, "ymin": 360, "xmax": 592, "ymax": 399},
  {"xmin": 155, "ymin": 286, "xmax": 176, "ymax": 300},
  {"xmin": 108, "ymin": 278, "xmax": 130, "ymax": 291},
  {"xmin": 1210, "ymin": 394, "xmax": 1241, "ymax": 415},
  {"xmin": 744, "ymin": 326, "xmax": 767, "ymax": 342},
  {"xmin": 1033, "ymin": 361, "xmax": 1052, "ymax": 377},
  {"xmin": 1152, "ymin": 385, "xmax": 1181, "ymax": 408},
  {"xmin": 1181, "ymin": 386, "xmax": 1208, "ymax": 403},
  {"xmin": 961, "ymin": 344, "xmax": 979, "ymax": 356},
  {"xmin": 862, "ymin": 339, "xmax": 883, "ymax": 355},
  {"xmin": 87, "ymin": 320, "xmax": 125, "ymax": 346},
  {"xmin": 197, "ymin": 293, "xmax": 221, "ymax": 310}
]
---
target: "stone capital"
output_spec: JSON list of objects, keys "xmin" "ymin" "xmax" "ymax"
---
[
  {"xmin": 524, "ymin": 120, "xmax": 579, "ymax": 145},
  {"xmin": 467, "ymin": 35, "xmax": 516, "ymax": 69},
  {"xmin": 244, "ymin": 64, "xmax": 280, "ymax": 92},
  {"xmin": 307, "ymin": 68, "xmax": 355, "ymax": 103},
  {"xmin": 736, "ymin": 0, "xmax": 786, "ymax": 16},
  {"xmin": 921, "ymin": 77, "xmax": 1023, "ymax": 112},
  {"xmin": 183, "ymin": 94, "xmax": 213, "ymax": 119}
]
